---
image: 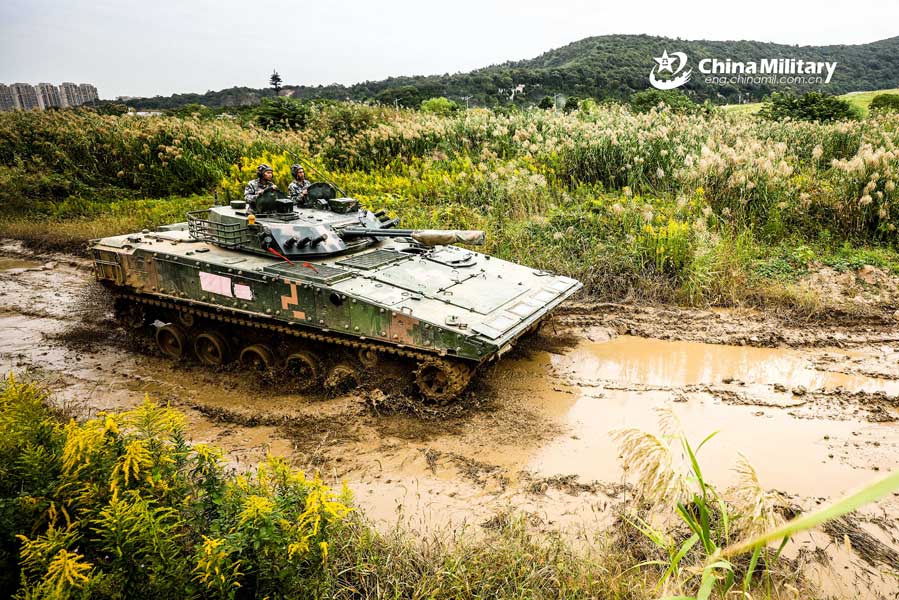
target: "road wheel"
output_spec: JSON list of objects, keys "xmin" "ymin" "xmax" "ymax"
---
[
  {"xmin": 177, "ymin": 311, "xmax": 195, "ymax": 328},
  {"xmin": 194, "ymin": 331, "xmax": 230, "ymax": 366},
  {"xmin": 324, "ymin": 362, "xmax": 359, "ymax": 394},
  {"xmin": 357, "ymin": 347, "xmax": 379, "ymax": 369},
  {"xmin": 415, "ymin": 358, "xmax": 473, "ymax": 404},
  {"xmin": 240, "ymin": 344, "xmax": 275, "ymax": 372},
  {"xmin": 285, "ymin": 350, "xmax": 321, "ymax": 391},
  {"xmin": 156, "ymin": 324, "xmax": 187, "ymax": 360}
]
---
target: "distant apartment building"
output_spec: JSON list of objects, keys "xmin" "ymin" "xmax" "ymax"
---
[
  {"xmin": 59, "ymin": 82, "xmax": 83, "ymax": 107},
  {"xmin": 0, "ymin": 82, "xmax": 100, "ymax": 111},
  {"xmin": 78, "ymin": 83, "xmax": 99, "ymax": 104},
  {"xmin": 11, "ymin": 83, "xmax": 42, "ymax": 110},
  {"xmin": 36, "ymin": 82, "xmax": 63, "ymax": 108},
  {"xmin": 0, "ymin": 85, "xmax": 18, "ymax": 111}
]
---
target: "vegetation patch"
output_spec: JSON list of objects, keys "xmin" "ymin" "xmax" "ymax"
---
[
  {"xmin": 1, "ymin": 102, "xmax": 898, "ymax": 315},
  {"xmin": 2, "ymin": 373, "xmax": 899, "ymax": 599},
  {"xmin": 0, "ymin": 375, "xmax": 349, "ymax": 598}
]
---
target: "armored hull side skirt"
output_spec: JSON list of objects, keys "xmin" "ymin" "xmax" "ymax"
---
[{"xmin": 114, "ymin": 290, "xmax": 455, "ymax": 364}]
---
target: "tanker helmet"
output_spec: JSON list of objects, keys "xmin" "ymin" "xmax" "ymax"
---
[
  {"xmin": 256, "ymin": 164, "xmax": 273, "ymax": 178},
  {"xmin": 290, "ymin": 164, "xmax": 304, "ymax": 177}
]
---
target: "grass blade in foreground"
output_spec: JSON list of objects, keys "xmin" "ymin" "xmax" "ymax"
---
[{"xmin": 722, "ymin": 469, "xmax": 899, "ymax": 557}]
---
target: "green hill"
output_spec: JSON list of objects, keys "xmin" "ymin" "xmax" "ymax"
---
[{"xmin": 126, "ymin": 34, "xmax": 899, "ymax": 109}]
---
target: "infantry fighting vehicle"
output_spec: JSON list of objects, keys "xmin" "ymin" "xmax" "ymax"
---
[{"xmin": 91, "ymin": 185, "xmax": 581, "ymax": 401}]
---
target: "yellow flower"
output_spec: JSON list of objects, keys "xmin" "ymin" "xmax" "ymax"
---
[{"xmin": 238, "ymin": 495, "xmax": 275, "ymax": 526}]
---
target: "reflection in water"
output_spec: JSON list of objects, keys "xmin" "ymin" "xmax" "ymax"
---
[
  {"xmin": 0, "ymin": 258, "xmax": 42, "ymax": 271},
  {"xmin": 563, "ymin": 336, "xmax": 899, "ymax": 394}
]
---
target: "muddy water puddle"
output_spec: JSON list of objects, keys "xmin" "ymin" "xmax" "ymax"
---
[
  {"xmin": 527, "ymin": 336, "xmax": 898, "ymax": 498},
  {"xmin": 336, "ymin": 336, "xmax": 898, "ymax": 541},
  {"xmin": 562, "ymin": 335, "xmax": 899, "ymax": 394},
  {"xmin": 0, "ymin": 257, "xmax": 43, "ymax": 271}
]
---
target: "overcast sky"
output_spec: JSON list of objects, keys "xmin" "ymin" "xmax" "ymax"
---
[{"xmin": 1, "ymin": 0, "xmax": 897, "ymax": 98}]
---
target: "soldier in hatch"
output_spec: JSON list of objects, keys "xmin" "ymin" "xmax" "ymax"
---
[
  {"xmin": 288, "ymin": 164, "xmax": 312, "ymax": 206},
  {"xmin": 243, "ymin": 164, "xmax": 278, "ymax": 213}
]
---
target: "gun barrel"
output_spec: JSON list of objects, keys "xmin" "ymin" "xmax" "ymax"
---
[{"xmin": 341, "ymin": 227, "xmax": 485, "ymax": 246}]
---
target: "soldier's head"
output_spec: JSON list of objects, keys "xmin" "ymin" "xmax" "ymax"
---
[
  {"xmin": 290, "ymin": 164, "xmax": 305, "ymax": 181},
  {"xmin": 256, "ymin": 164, "xmax": 273, "ymax": 181}
]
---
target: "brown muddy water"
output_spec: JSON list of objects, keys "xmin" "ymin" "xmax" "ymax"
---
[{"xmin": 1, "ymin": 240, "xmax": 898, "ymax": 597}]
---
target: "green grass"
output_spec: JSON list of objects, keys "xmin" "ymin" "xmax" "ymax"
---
[
  {"xmin": 3, "ymin": 190, "xmax": 898, "ymax": 319},
  {"xmin": 842, "ymin": 88, "xmax": 899, "ymax": 115},
  {"xmin": 0, "ymin": 195, "xmax": 209, "ymax": 253},
  {"xmin": 721, "ymin": 102, "xmax": 763, "ymax": 115}
]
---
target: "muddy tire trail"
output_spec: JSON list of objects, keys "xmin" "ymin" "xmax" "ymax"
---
[{"xmin": 2, "ymin": 239, "xmax": 898, "ymax": 597}]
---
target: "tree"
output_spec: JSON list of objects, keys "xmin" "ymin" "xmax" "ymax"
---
[
  {"xmin": 270, "ymin": 70, "xmax": 282, "ymax": 95},
  {"xmin": 538, "ymin": 96, "xmax": 553, "ymax": 110},
  {"xmin": 165, "ymin": 103, "xmax": 214, "ymax": 119},
  {"xmin": 420, "ymin": 97, "xmax": 459, "ymax": 116},
  {"xmin": 88, "ymin": 101, "xmax": 130, "ymax": 116},
  {"xmin": 629, "ymin": 89, "xmax": 696, "ymax": 114},
  {"xmin": 375, "ymin": 86, "xmax": 426, "ymax": 109},
  {"xmin": 253, "ymin": 97, "xmax": 309, "ymax": 130}
]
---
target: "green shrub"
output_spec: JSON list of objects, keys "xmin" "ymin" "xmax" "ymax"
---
[
  {"xmin": 869, "ymin": 93, "xmax": 899, "ymax": 113},
  {"xmin": 420, "ymin": 97, "xmax": 460, "ymax": 116},
  {"xmin": 630, "ymin": 89, "xmax": 697, "ymax": 113},
  {"xmin": 563, "ymin": 96, "xmax": 580, "ymax": 113},
  {"xmin": 0, "ymin": 375, "xmax": 350, "ymax": 599},
  {"xmin": 759, "ymin": 91, "xmax": 861, "ymax": 122},
  {"xmin": 166, "ymin": 103, "xmax": 215, "ymax": 119}
]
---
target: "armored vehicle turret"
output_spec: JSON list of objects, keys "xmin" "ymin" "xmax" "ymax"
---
[{"xmin": 91, "ymin": 186, "xmax": 581, "ymax": 401}]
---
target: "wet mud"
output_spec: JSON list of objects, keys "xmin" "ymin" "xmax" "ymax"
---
[{"xmin": 1, "ymin": 239, "xmax": 897, "ymax": 597}]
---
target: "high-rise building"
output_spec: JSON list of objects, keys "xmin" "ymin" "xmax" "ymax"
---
[
  {"xmin": 36, "ymin": 83, "xmax": 63, "ymax": 108},
  {"xmin": 78, "ymin": 83, "xmax": 98, "ymax": 104},
  {"xmin": 11, "ymin": 83, "xmax": 42, "ymax": 110},
  {"xmin": 59, "ymin": 82, "xmax": 83, "ymax": 107},
  {"xmin": 1, "ymin": 82, "xmax": 99, "ymax": 110},
  {"xmin": 0, "ymin": 84, "xmax": 19, "ymax": 111}
]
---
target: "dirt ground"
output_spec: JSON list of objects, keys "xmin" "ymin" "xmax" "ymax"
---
[{"xmin": 1, "ymin": 240, "xmax": 898, "ymax": 598}]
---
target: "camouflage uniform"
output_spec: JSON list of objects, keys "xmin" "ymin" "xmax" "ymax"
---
[
  {"xmin": 244, "ymin": 178, "xmax": 275, "ymax": 212},
  {"xmin": 289, "ymin": 179, "xmax": 312, "ymax": 206}
]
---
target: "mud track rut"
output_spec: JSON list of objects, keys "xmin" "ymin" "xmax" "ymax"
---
[{"xmin": 1, "ymin": 240, "xmax": 898, "ymax": 597}]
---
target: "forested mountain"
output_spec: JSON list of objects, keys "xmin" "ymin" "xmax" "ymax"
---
[{"xmin": 126, "ymin": 34, "xmax": 899, "ymax": 109}]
